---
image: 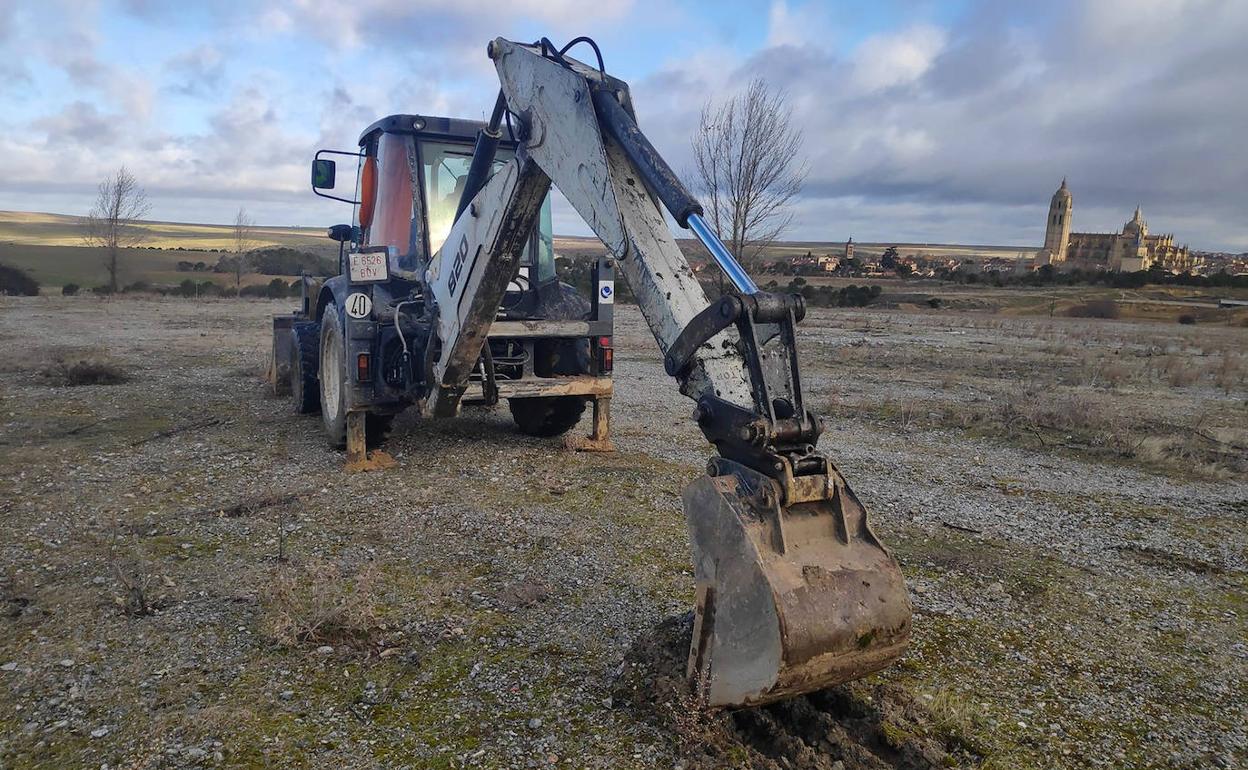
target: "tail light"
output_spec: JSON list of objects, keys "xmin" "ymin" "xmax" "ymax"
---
[
  {"xmin": 356, "ymin": 352, "xmax": 372, "ymax": 382},
  {"xmin": 596, "ymin": 336, "xmax": 613, "ymax": 374}
]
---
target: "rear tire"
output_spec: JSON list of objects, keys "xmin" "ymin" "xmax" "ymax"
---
[
  {"xmin": 508, "ymin": 335, "xmax": 591, "ymax": 438},
  {"xmin": 290, "ymin": 321, "xmax": 321, "ymax": 414},
  {"xmin": 319, "ymin": 305, "xmax": 348, "ymax": 447},
  {"xmin": 508, "ymin": 396, "xmax": 587, "ymax": 437}
]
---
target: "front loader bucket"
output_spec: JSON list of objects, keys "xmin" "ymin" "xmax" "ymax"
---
[{"xmin": 683, "ymin": 462, "xmax": 912, "ymax": 708}]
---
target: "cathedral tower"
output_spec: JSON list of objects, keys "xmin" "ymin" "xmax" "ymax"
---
[{"xmin": 1038, "ymin": 178, "xmax": 1073, "ymax": 265}]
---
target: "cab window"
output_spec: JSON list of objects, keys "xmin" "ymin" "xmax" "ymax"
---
[
  {"xmin": 369, "ymin": 132, "xmax": 415, "ymax": 263},
  {"xmin": 418, "ymin": 140, "xmax": 555, "ymax": 284},
  {"xmin": 420, "ymin": 140, "xmax": 501, "ymax": 255}
]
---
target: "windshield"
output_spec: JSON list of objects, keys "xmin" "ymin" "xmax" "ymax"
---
[
  {"xmin": 421, "ymin": 141, "xmax": 508, "ymax": 255},
  {"xmin": 419, "ymin": 140, "xmax": 554, "ymax": 282}
]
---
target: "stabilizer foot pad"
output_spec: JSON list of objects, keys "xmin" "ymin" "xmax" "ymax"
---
[
  {"xmin": 345, "ymin": 450, "xmax": 398, "ymax": 473},
  {"xmin": 564, "ymin": 436, "xmax": 616, "ymax": 453}
]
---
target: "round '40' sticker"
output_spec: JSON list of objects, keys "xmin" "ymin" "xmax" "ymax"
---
[{"xmin": 346, "ymin": 292, "xmax": 372, "ymax": 319}]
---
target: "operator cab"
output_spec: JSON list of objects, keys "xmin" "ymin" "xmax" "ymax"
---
[{"xmin": 312, "ymin": 114, "xmax": 556, "ymax": 307}]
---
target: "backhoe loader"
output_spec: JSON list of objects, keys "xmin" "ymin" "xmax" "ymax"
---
[{"xmin": 270, "ymin": 36, "xmax": 911, "ymax": 708}]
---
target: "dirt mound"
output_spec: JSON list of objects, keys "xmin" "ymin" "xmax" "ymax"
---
[{"xmin": 614, "ymin": 614, "xmax": 959, "ymax": 770}]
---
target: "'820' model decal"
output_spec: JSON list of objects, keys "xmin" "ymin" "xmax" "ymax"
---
[{"xmin": 447, "ymin": 234, "xmax": 470, "ymax": 296}]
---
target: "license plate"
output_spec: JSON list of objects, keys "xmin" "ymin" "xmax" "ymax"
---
[{"xmin": 348, "ymin": 252, "xmax": 389, "ymax": 283}]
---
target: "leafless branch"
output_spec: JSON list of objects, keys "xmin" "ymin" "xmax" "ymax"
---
[
  {"xmin": 690, "ymin": 79, "xmax": 806, "ymax": 289},
  {"xmin": 233, "ymin": 207, "xmax": 256, "ymax": 290},
  {"xmin": 83, "ymin": 166, "xmax": 150, "ymax": 293}
]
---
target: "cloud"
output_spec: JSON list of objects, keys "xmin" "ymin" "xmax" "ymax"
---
[
  {"xmin": 626, "ymin": 0, "xmax": 1248, "ymax": 250},
  {"xmin": 34, "ymin": 101, "xmax": 122, "ymax": 146},
  {"xmin": 3, "ymin": 0, "xmax": 1246, "ymax": 251},
  {"xmin": 257, "ymin": 0, "xmax": 635, "ymax": 50},
  {"xmin": 0, "ymin": 0, "xmax": 19, "ymax": 41},
  {"xmin": 765, "ymin": 0, "xmax": 834, "ymax": 48},
  {"xmin": 849, "ymin": 24, "xmax": 947, "ymax": 93},
  {"xmin": 163, "ymin": 44, "xmax": 225, "ymax": 97}
]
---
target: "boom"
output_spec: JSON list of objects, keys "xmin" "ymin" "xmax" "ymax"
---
[{"xmin": 424, "ymin": 37, "xmax": 911, "ymax": 708}]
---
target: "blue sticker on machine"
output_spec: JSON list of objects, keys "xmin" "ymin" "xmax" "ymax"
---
[{"xmin": 598, "ymin": 280, "xmax": 614, "ymax": 304}]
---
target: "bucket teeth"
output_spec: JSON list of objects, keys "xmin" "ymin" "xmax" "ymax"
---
[{"xmin": 683, "ymin": 459, "xmax": 912, "ymax": 708}]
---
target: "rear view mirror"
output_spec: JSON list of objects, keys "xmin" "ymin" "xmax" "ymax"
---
[
  {"xmin": 312, "ymin": 159, "xmax": 336, "ymax": 189},
  {"xmin": 311, "ymin": 149, "xmax": 363, "ymax": 204},
  {"xmin": 327, "ymin": 224, "xmax": 353, "ymax": 243}
]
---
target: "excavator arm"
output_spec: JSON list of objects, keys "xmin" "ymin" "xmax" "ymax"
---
[{"xmin": 425, "ymin": 37, "xmax": 912, "ymax": 708}]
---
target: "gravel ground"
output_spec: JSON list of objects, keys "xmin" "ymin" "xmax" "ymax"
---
[{"xmin": 0, "ymin": 295, "xmax": 1244, "ymax": 769}]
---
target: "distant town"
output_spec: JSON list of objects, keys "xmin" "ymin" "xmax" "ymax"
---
[{"xmin": 739, "ymin": 179, "xmax": 1246, "ymax": 281}]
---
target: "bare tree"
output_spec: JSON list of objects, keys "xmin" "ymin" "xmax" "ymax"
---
[
  {"xmin": 84, "ymin": 166, "xmax": 150, "ymax": 293},
  {"xmin": 691, "ymin": 79, "xmax": 806, "ymax": 288},
  {"xmin": 232, "ymin": 207, "xmax": 256, "ymax": 291}
]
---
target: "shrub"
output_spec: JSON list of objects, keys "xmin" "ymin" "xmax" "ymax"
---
[
  {"xmin": 92, "ymin": 284, "xmax": 115, "ymax": 295},
  {"xmin": 42, "ymin": 355, "xmax": 130, "ymax": 386},
  {"xmin": 62, "ymin": 283, "xmax": 80, "ymax": 296},
  {"xmin": 1067, "ymin": 299, "xmax": 1120, "ymax": 319},
  {"xmin": 123, "ymin": 280, "xmax": 151, "ymax": 293},
  {"xmin": 217, "ymin": 248, "xmax": 336, "ymax": 278},
  {"xmin": 0, "ymin": 264, "xmax": 39, "ymax": 296},
  {"xmin": 1177, "ymin": 314, "xmax": 1197, "ymax": 325},
  {"xmin": 260, "ymin": 561, "xmax": 381, "ymax": 649},
  {"xmin": 927, "ymin": 297, "xmax": 943, "ymax": 309},
  {"xmin": 240, "ymin": 278, "xmax": 292, "ymax": 299}
]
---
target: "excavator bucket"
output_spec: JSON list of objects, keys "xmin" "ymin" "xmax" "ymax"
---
[{"xmin": 683, "ymin": 460, "xmax": 912, "ymax": 708}]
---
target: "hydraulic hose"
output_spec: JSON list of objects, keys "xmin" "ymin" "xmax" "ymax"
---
[{"xmin": 455, "ymin": 91, "xmax": 508, "ymax": 222}]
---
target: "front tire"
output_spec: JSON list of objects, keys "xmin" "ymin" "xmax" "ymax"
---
[{"xmin": 319, "ymin": 305, "xmax": 348, "ymax": 447}]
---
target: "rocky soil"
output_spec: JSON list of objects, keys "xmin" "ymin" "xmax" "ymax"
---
[{"xmin": 0, "ymin": 295, "xmax": 1244, "ymax": 769}]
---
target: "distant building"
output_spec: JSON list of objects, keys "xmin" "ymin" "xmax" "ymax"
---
[
  {"xmin": 793, "ymin": 251, "xmax": 839, "ymax": 272},
  {"xmin": 844, "ymin": 237, "xmax": 854, "ymax": 262},
  {"xmin": 1034, "ymin": 179, "xmax": 1196, "ymax": 272}
]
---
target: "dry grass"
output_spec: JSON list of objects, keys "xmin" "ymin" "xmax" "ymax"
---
[
  {"xmin": 925, "ymin": 690, "xmax": 992, "ymax": 757},
  {"xmin": 815, "ymin": 308, "xmax": 1246, "ymax": 478},
  {"xmin": 259, "ymin": 561, "xmax": 382, "ymax": 649},
  {"xmin": 1213, "ymin": 351, "xmax": 1246, "ymax": 394},
  {"xmin": 40, "ymin": 354, "xmax": 130, "ymax": 386},
  {"xmin": 1066, "ymin": 299, "xmax": 1121, "ymax": 319},
  {"xmin": 835, "ymin": 386, "xmax": 1245, "ymax": 478}
]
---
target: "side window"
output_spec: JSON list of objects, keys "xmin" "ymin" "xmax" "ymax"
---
[
  {"xmin": 369, "ymin": 133, "xmax": 415, "ymax": 265},
  {"xmin": 535, "ymin": 195, "xmax": 555, "ymax": 283}
]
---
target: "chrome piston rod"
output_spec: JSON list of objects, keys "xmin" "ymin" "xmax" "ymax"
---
[{"xmin": 687, "ymin": 213, "xmax": 759, "ymax": 296}]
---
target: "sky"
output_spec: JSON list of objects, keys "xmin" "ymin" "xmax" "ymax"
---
[{"xmin": 2, "ymin": 0, "xmax": 1246, "ymax": 251}]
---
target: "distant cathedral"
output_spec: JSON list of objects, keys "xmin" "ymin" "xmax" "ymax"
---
[{"xmin": 1035, "ymin": 179, "xmax": 1196, "ymax": 273}]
